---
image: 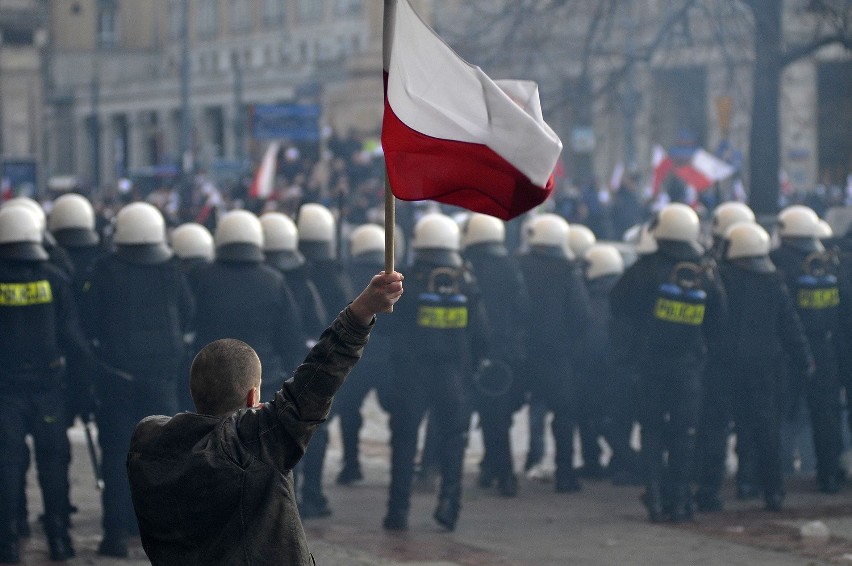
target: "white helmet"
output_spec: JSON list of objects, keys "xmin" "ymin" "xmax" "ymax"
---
[
  {"xmin": 777, "ymin": 205, "xmax": 819, "ymax": 238},
  {"xmin": 215, "ymin": 209, "xmax": 264, "ymax": 262},
  {"xmin": 171, "ymin": 223, "xmax": 214, "ymax": 261},
  {"xmin": 652, "ymin": 203, "xmax": 700, "ymax": 243},
  {"xmin": 349, "ymin": 224, "xmax": 385, "ymax": 257},
  {"xmin": 48, "ymin": 193, "xmax": 99, "ymax": 247},
  {"xmin": 412, "ymin": 213, "xmax": 460, "ymax": 251},
  {"xmin": 527, "ymin": 214, "xmax": 570, "ymax": 248},
  {"xmin": 817, "ymin": 219, "xmax": 833, "ymax": 240},
  {"xmin": 0, "ymin": 205, "xmax": 47, "ymax": 260},
  {"xmin": 726, "ymin": 221, "xmax": 771, "ymax": 259},
  {"xmin": 568, "ymin": 224, "xmax": 597, "ymax": 258},
  {"xmin": 584, "ymin": 244, "xmax": 624, "ymax": 280},
  {"xmin": 297, "ymin": 203, "xmax": 335, "ymax": 243},
  {"xmin": 114, "ymin": 202, "xmax": 167, "ymax": 245},
  {"xmin": 712, "ymin": 202, "xmax": 755, "ymax": 237},
  {"xmin": 2, "ymin": 197, "xmax": 46, "ymax": 231},
  {"xmin": 463, "ymin": 213, "xmax": 505, "ymax": 247},
  {"xmin": 113, "ymin": 202, "xmax": 172, "ymax": 263},
  {"xmin": 260, "ymin": 212, "xmax": 298, "ymax": 252}
]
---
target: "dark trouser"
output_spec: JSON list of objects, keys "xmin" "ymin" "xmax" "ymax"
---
[
  {"xmin": 695, "ymin": 361, "xmax": 733, "ymax": 496},
  {"xmin": 298, "ymin": 423, "xmax": 328, "ymax": 503},
  {"xmin": 637, "ymin": 360, "xmax": 703, "ymax": 501},
  {"xmin": 806, "ymin": 336, "xmax": 843, "ymax": 485},
  {"xmin": 607, "ymin": 366, "xmax": 640, "ymax": 476},
  {"xmin": 732, "ymin": 364, "xmax": 784, "ymax": 497},
  {"xmin": 476, "ymin": 364, "xmax": 523, "ymax": 482},
  {"xmin": 528, "ymin": 355, "xmax": 579, "ymax": 483},
  {"xmin": 96, "ymin": 374, "xmax": 177, "ymax": 538},
  {"xmin": 386, "ymin": 362, "xmax": 471, "ymax": 517},
  {"xmin": 0, "ymin": 387, "xmax": 71, "ymax": 544},
  {"xmin": 333, "ymin": 336, "xmax": 391, "ymax": 473}
]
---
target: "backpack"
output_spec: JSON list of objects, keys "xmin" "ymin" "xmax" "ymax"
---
[
  {"xmin": 648, "ymin": 261, "xmax": 707, "ymax": 351},
  {"xmin": 794, "ymin": 251, "xmax": 840, "ymax": 334},
  {"xmin": 415, "ymin": 266, "xmax": 469, "ymax": 358}
]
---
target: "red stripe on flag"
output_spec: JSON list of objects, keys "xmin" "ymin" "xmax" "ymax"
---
[{"xmin": 382, "ymin": 99, "xmax": 553, "ymax": 221}]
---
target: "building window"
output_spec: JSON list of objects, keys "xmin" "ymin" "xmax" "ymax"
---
[
  {"xmin": 263, "ymin": 0, "xmax": 287, "ymax": 26},
  {"xmin": 198, "ymin": 0, "xmax": 219, "ymax": 39},
  {"xmin": 97, "ymin": 0, "xmax": 119, "ymax": 48},
  {"xmin": 333, "ymin": 0, "xmax": 361, "ymax": 17},
  {"xmin": 230, "ymin": 0, "xmax": 251, "ymax": 33},
  {"xmin": 298, "ymin": 0, "xmax": 323, "ymax": 23}
]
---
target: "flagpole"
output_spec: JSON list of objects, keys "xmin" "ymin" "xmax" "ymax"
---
[{"xmin": 383, "ymin": 0, "xmax": 397, "ymax": 277}]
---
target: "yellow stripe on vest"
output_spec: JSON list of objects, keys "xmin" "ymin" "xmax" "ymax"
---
[
  {"xmin": 654, "ymin": 298, "xmax": 704, "ymax": 325},
  {"xmin": 0, "ymin": 280, "xmax": 53, "ymax": 306},
  {"xmin": 797, "ymin": 287, "xmax": 839, "ymax": 309},
  {"xmin": 417, "ymin": 306, "xmax": 468, "ymax": 329}
]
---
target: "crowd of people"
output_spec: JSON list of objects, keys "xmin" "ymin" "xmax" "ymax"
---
[{"xmin": 1, "ymin": 150, "xmax": 852, "ymax": 562}]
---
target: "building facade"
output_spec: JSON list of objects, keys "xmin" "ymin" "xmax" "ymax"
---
[{"xmin": 37, "ymin": 0, "xmax": 852, "ymax": 197}]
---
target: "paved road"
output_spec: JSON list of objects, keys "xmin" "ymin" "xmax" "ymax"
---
[{"xmin": 16, "ymin": 395, "xmax": 852, "ymax": 565}]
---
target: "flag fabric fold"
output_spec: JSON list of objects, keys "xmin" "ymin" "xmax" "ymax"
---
[
  {"xmin": 249, "ymin": 142, "xmax": 280, "ymax": 200},
  {"xmin": 381, "ymin": 0, "xmax": 563, "ymax": 221}
]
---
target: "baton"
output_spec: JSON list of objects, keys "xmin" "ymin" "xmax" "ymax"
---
[{"xmin": 83, "ymin": 418, "xmax": 105, "ymax": 490}]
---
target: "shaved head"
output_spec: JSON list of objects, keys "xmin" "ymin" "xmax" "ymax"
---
[{"xmin": 190, "ymin": 339, "xmax": 262, "ymax": 416}]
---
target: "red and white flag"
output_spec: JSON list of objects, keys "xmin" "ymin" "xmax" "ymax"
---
[
  {"xmin": 249, "ymin": 142, "xmax": 280, "ymax": 200},
  {"xmin": 381, "ymin": 0, "xmax": 563, "ymax": 221},
  {"xmin": 652, "ymin": 144, "xmax": 734, "ymax": 194}
]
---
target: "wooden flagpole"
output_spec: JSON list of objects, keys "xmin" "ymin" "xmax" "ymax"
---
[{"xmin": 383, "ymin": 0, "xmax": 396, "ymax": 277}]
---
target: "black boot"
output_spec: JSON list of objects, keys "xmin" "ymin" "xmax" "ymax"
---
[
  {"xmin": 98, "ymin": 530, "xmax": 128, "ymax": 558},
  {"xmin": 433, "ymin": 497, "xmax": 459, "ymax": 531},
  {"xmin": 44, "ymin": 514, "xmax": 75, "ymax": 561},
  {"xmin": 497, "ymin": 474, "xmax": 518, "ymax": 498},
  {"xmin": 642, "ymin": 482, "xmax": 666, "ymax": 523},
  {"xmin": 670, "ymin": 485, "xmax": 694, "ymax": 523},
  {"xmin": 382, "ymin": 506, "xmax": 409, "ymax": 531}
]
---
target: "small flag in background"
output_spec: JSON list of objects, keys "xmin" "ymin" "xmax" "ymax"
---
[
  {"xmin": 381, "ymin": 0, "xmax": 563, "ymax": 221},
  {"xmin": 249, "ymin": 142, "xmax": 280, "ymax": 200},
  {"xmin": 652, "ymin": 144, "xmax": 734, "ymax": 195}
]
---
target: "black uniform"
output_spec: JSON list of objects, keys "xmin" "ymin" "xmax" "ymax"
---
[
  {"xmin": 698, "ymin": 257, "xmax": 813, "ymax": 510},
  {"xmin": 189, "ymin": 259, "xmax": 305, "ymax": 403},
  {"xmin": 578, "ymin": 272, "xmax": 638, "ymax": 482},
  {"xmin": 0, "ymin": 256, "xmax": 90, "ymax": 560},
  {"xmin": 333, "ymin": 248, "xmax": 390, "ymax": 485},
  {"xmin": 610, "ymin": 240, "xmax": 727, "ymax": 521},
  {"xmin": 771, "ymin": 240, "xmax": 844, "ymax": 492},
  {"xmin": 517, "ymin": 245, "xmax": 592, "ymax": 492},
  {"xmin": 296, "ymin": 244, "xmax": 355, "ymax": 517},
  {"xmin": 463, "ymin": 241, "xmax": 529, "ymax": 496},
  {"xmin": 383, "ymin": 249, "xmax": 490, "ymax": 531},
  {"xmin": 833, "ymin": 231, "xmax": 852, "ymax": 438},
  {"xmin": 84, "ymin": 251, "xmax": 195, "ymax": 547}
]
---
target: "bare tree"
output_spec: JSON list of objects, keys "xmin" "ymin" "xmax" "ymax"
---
[{"xmin": 437, "ymin": 0, "xmax": 852, "ymax": 215}]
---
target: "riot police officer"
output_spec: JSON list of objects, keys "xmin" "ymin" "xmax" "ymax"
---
[
  {"xmin": 190, "ymin": 210, "xmax": 305, "ymax": 402},
  {"xmin": 610, "ymin": 203, "xmax": 727, "ymax": 522},
  {"xmin": 295, "ymin": 203, "xmax": 354, "ymax": 518},
  {"xmin": 462, "ymin": 213, "xmax": 530, "ymax": 497},
  {"xmin": 697, "ymin": 222, "xmax": 813, "ymax": 512},
  {"xmin": 3, "ymin": 197, "xmax": 74, "ymax": 277},
  {"xmin": 169, "ymin": 222, "xmax": 214, "ymax": 411},
  {"xmin": 383, "ymin": 213, "xmax": 490, "ymax": 531},
  {"xmin": 84, "ymin": 202, "xmax": 195, "ymax": 557},
  {"xmin": 261, "ymin": 212, "xmax": 327, "ymax": 337},
  {"xmin": 698, "ymin": 202, "xmax": 759, "ymax": 506},
  {"xmin": 517, "ymin": 214, "xmax": 592, "ymax": 492},
  {"xmin": 334, "ymin": 223, "xmax": 393, "ymax": 485},
  {"xmin": 770, "ymin": 205, "xmax": 843, "ymax": 493},
  {"xmin": 579, "ymin": 244, "xmax": 637, "ymax": 483},
  {"xmin": 0, "ymin": 206, "xmax": 92, "ymax": 562}
]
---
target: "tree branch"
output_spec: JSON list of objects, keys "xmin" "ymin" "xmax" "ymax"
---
[{"xmin": 780, "ymin": 33, "xmax": 852, "ymax": 66}]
